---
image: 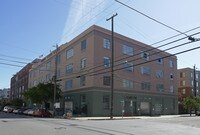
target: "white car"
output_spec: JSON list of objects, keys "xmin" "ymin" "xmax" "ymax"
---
[{"xmin": 3, "ymin": 106, "xmax": 9, "ymax": 112}]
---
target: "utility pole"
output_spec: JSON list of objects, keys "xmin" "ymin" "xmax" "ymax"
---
[
  {"xmin": 53, "ymin": 44, "xmax": 58, "ymax": 117},
  {"xmin": 194, "ymin": 65, "xmax": 197, "ymax": 96},
  {"xmin": 106, "ymin": 13, "xmax": 118, "ymax": 119},
  {"xmin": 194, "ymin": 65, "xmax": 197, "ymax": 115}
]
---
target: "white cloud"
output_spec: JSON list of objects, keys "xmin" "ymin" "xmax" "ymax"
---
[{"xmin": 60, "ymin": 0, "xmax": 107, "ymax": 44}]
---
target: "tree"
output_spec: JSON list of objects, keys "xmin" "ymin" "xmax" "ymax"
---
[
  {"xmin": 10, "ymin": 99, "xmax": 24, "ymax": 107},
  {"xmin": 24, "ymin": 83, "xmax": 61, "ymax": 107},
  {"xmin": 183, "ymin": 96, "xmax": 200, "ymax": 116}
]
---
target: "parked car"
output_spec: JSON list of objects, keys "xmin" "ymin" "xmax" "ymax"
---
[
  {"xmin": 13, "ymin": 108, "xmax": 20, "ymax": 114},
  {"xmin": 7, "ymin": 107, "xmax": 14, "ymax": 113},
  {"xmin": 18, "ymin": 108, "xmax": 27, "ymax": 115},
  {"xmin": 33, "ymin": 109, "xmax": 52, "ymax": 117},
  {"xmin": 3, "ymin": 106, "xmax": 9, "ymax": 112},
  {"xmin": 23, "ymin": 109, "xmax": 32, "ymax": 115}
]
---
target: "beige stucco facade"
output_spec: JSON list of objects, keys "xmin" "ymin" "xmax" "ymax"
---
[{"xmin": 29, "ymin": 25, "xmax": 178, "ymax": 116}]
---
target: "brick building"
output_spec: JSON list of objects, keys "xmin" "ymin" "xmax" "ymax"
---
[
  {"xmin": 178, "ymin": 67, "xmax": 200, "ymax": 113},
  {"xmin": 10, "ymin": 59, "xmax": 39, "ymax": 100}
]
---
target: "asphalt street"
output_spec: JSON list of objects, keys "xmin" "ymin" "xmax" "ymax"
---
[{"xmin": 1, "ymin": 112, "xmax": 200, "ymax": 135}]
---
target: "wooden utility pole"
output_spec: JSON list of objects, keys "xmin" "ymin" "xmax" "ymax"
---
[{"xmin": 106, "ymin": 13, "xmax": 118, "ymax": 119}]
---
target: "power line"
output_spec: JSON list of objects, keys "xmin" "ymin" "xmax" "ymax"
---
[
  {"xmin": 0, "ymin": 62, "xmax": 24, "ymax": 68},
  {"xmin": 0, "ymin": 53, "xmax": 32, "ymax": 61},
  {"xmin": 0, "ymin": 58, "xmax": 28, "ymax": 64},
  {"xmin": 151, "ymin": 26, "xmax": 200, "ymax": 46},
  {"xmin": 115, "ymin": 0, "xmax": 188, "ymax": 37},
  {"xmin": 90, "ymin": 41, "xmax": 200, "ymax": 76},
  {"xmin": 58, "ymin": 42, "xmax": 199, "ymax": 81},
  {"xmin": 76, "ymin": 31, "xmax": 200, "ymax": 77}
]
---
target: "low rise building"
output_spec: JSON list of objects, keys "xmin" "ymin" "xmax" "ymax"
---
[
  {"xmin": 10, "ymin": 59, "xmax": 40, "ymax": 100},
  {"xmin": 0, "ymin": 88, "xmax": 10, "ymax": 105},
  {"xmin": 178, "ymin": 67, "xmax": 200, "ymax": 113},
  {"xmin": 29, "ymin": 25, "xmax": 178, "ymax": 116}
]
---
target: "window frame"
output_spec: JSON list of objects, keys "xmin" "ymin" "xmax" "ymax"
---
[
  {"xmin": 81, "ymin": 39, "xmax": 86, "ymax": 50},
  {"xmin": 103, "ymin": 57, "xmax": 111, "ymax": 68},
  {"xmin": 122, "ymin": 44, "xmax": 133, "ymax": 56},
  {"xmin": 80, "ymin": 58, "xmax": 87, "ymax": 69},
  {"xmin": 66, "ymin": 48, "xmax": 74, "ymax": 59},
  {"xmin": 103, "ymin": 38, "xmax": 110, "ymax": 49}
]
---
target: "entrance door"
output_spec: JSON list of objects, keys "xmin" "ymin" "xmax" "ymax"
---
[
  {"xmin": 124, "ymin": 101, "xmax": 136, "ymax": 116},
  {"xmin": 140, "ymin": 102, "xmax": 150, "ymax": 115}
]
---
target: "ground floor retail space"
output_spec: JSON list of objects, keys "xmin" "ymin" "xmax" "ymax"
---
[{"xmin": 62, "ymin": 90, "xmax": 178, "ymax": 117}]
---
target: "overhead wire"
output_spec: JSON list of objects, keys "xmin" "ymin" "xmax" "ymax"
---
[
  {"xmin": 115, "ymin": 0, "xmax": 189, "ymax": 37},
  {"xmin": 56, "ymin": 37, "xmax": 200, "ymax": 81},
  {"xmin": 61, "ymin": 28, "xmax": 200, "ymax": 79},
  {"xmin": 90, "ymin": 40, "xmax": 200, "ymax": 76},
  {"xmin": 0, "ymin": 58, "xmax": 28, "ymax": 64}
]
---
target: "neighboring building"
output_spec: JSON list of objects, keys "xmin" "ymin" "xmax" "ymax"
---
[
  {"xmin": 0, "ymin": 88, "xmax": 10, "ymax": 105},
  {"xmin": 10, "ymin": 59, "xmax": 40, "ymax": 100},
  {"xmin": 177, "ymin": 67, "xmax": 200, "ymax": 114},
  {"xmin": 29, "ymin": 25, "xmax": 178, "ymax": 116}
]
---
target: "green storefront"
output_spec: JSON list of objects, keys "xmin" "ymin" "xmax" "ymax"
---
[{"xmin": 62, "ymin": 88, "xmax": 178, "ymax": 117}]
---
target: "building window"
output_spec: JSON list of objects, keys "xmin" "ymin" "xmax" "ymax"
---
[
  {"xmin": 180, "ymin": 72, "xmax": 185, "ymax": 78},
  {"xmin": 157, "ymin": 57, "xmax": 163, "ymax": 64},
  {"xmin": 66, "ymin": 48, "xmax": 74, "ymax": 59},
  {"xmin": 46, "ymin": 74, "xmax": 51, "ymax": 82},
  {"xmin": 56, "ymin": 69, "xmax": 60, "ymax": 77},
  {"xmin": 81, "ymin": 39, "xmax": 86, "ymax": 50},
  {"xmin": 33, "ymin": 70, "xmax": 37, "ymax": 77},
  {"xmin": 182, "ymin": 89, "xmax": 186, "ymax": 94},
  {"xmin": 66, "ymin": 64, "xmax": 73, "ymax": 74},
  {"xmin": 122, "ymin": 44, "xmax": 133, "ymax": 56},
  {"xmin": 55, "ymin": 55, "xmax": 61, "ymax": 64},
  {"xmin": 156, "ymin": 84, "xmax": 164, "ymax": 92},
  {"xmin": 103, "ymin": 76, "xmax": 111, "ymax": 86},
  {"xmin": 103, "ymin": 38, "xmax": 110, "ymax": 49},
  {"xmin": 141, "ymin": 82, "xmax": 151, "ymax": 90},
  {"xmin": 169, "ymin": 60, "xmax": 174, "ymax": 68},
  {"xmin": 39, "ymin": 66, "xmax": 45, "ymax": 73},
  {"xmin": 123, "ymin": 62, "xmax": 134, "ymax": 72},
  {"xmin": 170, "ymin": 86, "xmax": 174, "ymax": 93},
  {"xmin": 196, "ymin": 73, "xmax": 198, "ymax": 79},
  {"xmin": 191, "ymin": 72, "xmax": 193, "ymax": 78},
  {"xmin": 65, "ymin": 80, "xmax": 73, "ymax": 90},
  {"xmin": 170, "ymin": 73, "xmax": 174, "ymax": 80},
  {"xmin": 141, "ymin": 66, "xmax": 150, "ymax": 75},
  {"xmin": 122, "ymin": 79, "xmax": 133, "ymax": 88},
  {"xmin": 46, "ymin": 61, "xmax": 51, "ymax": 70},
  {"xmin": 191, "ymin": 81, "xmax": 194, "ymax": 86},
  {"xmin": 156, "ymin": 70, "xmax": 164, "ymax": 78},
  {"xmin": 80, "ymin": 75, "xmax": 86, "ymax": 86},
  {"xmin": 141, "ymin": 51, "xmax": 149, "ymax": 61},
  {"xmin": 103, "ymin": 57, "xmax": 111, "ymax": 68},
  {"xmin": 180, "ymin": 80, "xmax": 186, "ymax": 86},
  {"xmin": 80, "ymin": 58, "xmax": 86, "ymax": 69},
  {"xmin": 103, "ymin": 95, "xmax": 110, "ymax": 110}
]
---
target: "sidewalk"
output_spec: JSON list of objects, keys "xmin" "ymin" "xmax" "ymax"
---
[{"xmin": 70, "ymin": 114, "xmax": 187, "ymax": 120}]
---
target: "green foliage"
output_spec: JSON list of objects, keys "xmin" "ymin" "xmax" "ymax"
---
[
  {"xmin": 183, "ymin": 96, "xmax": 197, "ymax": 110},
  {"xmin": 10, "ymin": 99, "xmax": 24, "ymax": 107},
  {"xmin": 183, "ymin": 96, "xmax": 200, "ymax": 115},
  {"xmin": 24, "ymin": 83, "xmax": 61, "ymax": 105}
]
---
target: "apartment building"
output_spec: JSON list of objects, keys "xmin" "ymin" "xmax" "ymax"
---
[
  {"xmin": 29, "ymin": 25, "xmax": 178, "ymax": 116},
  {"xmin": 10, "ymin": 59, "xmax": 39, "ymax": 100},
  {"xmin": 178, "ymin": 67, "xmax": 200, "ymax": 113},
  {"xmin": 0, "ymin": 88, "xmax": 10, "ymax": 105}
]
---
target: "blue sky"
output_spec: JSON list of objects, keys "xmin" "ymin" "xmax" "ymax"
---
[{"xmin": 1, "ymin": 0, "xmax": 200, "ymax": 89}]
